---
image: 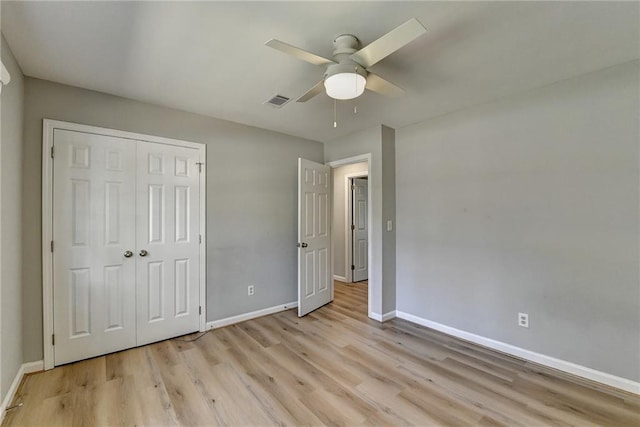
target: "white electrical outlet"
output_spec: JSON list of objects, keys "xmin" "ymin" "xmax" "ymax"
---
[
  {"xmin": 248, "ymin": 285, "xmax": 255, "ymax": 296},
  {"xmin": 518, "ymin": 312, "xmax": 529, "ymax": 328}
]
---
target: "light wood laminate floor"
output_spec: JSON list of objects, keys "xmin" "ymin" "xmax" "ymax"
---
[{"xmin": 3, "ymin": 281, "xmax": 639, "ymax": 426}]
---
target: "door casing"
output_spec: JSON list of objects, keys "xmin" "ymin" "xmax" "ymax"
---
[{"xmin": 42, "ymin": 119, "xmax": 207, "ymax": 370}]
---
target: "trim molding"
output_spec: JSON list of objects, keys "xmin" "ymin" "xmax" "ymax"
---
[
  {"xmin": 333, "ymin": 275, "xmax": 347, "ymax": 282},
  {"xmin": 395, "ymin": 311, "xmax": 640, "ymax": 395},
  {"xmin": 206, "ymin": 302, "xmax": 297, "ymax": 330},
  {"xmin": 369, "ymin": 310, "xmax": 396, "ymax": 322},
  {"xmin": 0, "ymin": 361, "xmax": 44, "ymax": 423},
  {"xmin": 381, "ymin": 310, "xmax": 397, "ymax": 322}
]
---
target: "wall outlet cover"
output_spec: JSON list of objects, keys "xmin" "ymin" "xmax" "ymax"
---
[{"xmin": 518, "ymin": 312, "xmax": 529, "ymax": 328}]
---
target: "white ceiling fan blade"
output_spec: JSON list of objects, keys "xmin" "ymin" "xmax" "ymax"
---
[
  {"xmin": 265, "ymin": 39, "xmax": 335, "ymax": 66},
  {"xmin": 297, "ymin": 79, "xmax": 326, "ymax": 102},
  {"xmin": 365, "ymin": 73, "xmax": 404, "ymax": 97},
  {"xmin": 350, "ymin": 18, "xmax": 427, "ymax": 68}
]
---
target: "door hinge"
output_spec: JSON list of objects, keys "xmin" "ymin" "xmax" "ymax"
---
[
  {"xmin": 52, "ymin": 334, "xmax": 55, "ymax": 346},
  {"xmin": 351, "ymin": 265, "xmax": 355, "ymax": 271},
  {"xmin": 50, "ymin": 146, "xmax": 55, "ymax": 159},
  {"xmin": 199, "ymin": 306, "xmax": 202, "ymax": 315},
  {"xmin": 196, "ymin": 162, "xmax": 204, "ymax": 173},
  {"xmin": 199, "ymin": 234, "xmax": 202, "ymax": 244},
  {"xmin": 351, "ymin": 224, "xmax": 355, "ymax": 231},
  {"xmin": 352, "ymin": 184, "xmax": 356, "ymax": 191},
  {"xmin": 50, "ymin": 241, "xmax": 54, "ymax": 252}
]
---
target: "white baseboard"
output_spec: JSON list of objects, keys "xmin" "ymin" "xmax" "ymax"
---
[
  {"xmin": 20, "ymin": 361, "xmax": 43, "ymax": 375},
  {"xmin": 206, "ymin": 302, "xmax": 298, "ymax": 330},
  {"xmin": 369, "ymin": 310, "xmax": 396, "ymax": 322},
  {"xmin": 395, "ymin": 311, "xmax": 640, "ymax": 395},
  {"xmin": 333, "ymin": 275, "xmax": 347, "ymax": 282},
  {"xmin": 381, "ymin": 310, "xmax": 397, "ymax": 322},
  {"xmin": 0, "ymin": 361, "xmax": 44, "ymax": 423}
]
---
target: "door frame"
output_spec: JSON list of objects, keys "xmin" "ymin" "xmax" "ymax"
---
[
  {"xmin": 42, "ymin": 119, "xmax": 207, "ymax": 370},
  {"xmin": 344, "ymin": 171, "xmax": 368, "ymax": 283},
  {"xmin": 326, "ymin": 154, "xmax": 372, "ymax": 318}
]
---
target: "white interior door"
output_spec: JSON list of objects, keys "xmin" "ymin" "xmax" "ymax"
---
[
  {"xmin": 136, "ymin": 141, "xmax": 201, "ymax": 345},
  {"xmin": 352, "ymin": 178, "xmax": 368, "ymax": 282},
  {"xmin": 298, "ymin": 158, "xmax": 332, "ymax": 316},
  {"xmin": 52, "ymin": 130, "xmax": 137, "ymax": 365}
]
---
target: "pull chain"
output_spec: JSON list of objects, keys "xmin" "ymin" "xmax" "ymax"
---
[{"xmin": 333, "ymin": 99, "xmax": 337, "ymax": 128}]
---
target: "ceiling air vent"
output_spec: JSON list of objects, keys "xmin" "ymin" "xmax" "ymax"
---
[{"xmin": 264, "ymin": 94, "xmax": 290, "ymax": 108}]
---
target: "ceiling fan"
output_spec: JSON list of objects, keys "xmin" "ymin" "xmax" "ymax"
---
[{"xmin": 265, "ymin": 18, "xmax": 427, "ymax": 103}]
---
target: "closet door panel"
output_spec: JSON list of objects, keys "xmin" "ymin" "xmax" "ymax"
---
[
  {"xmin": 135, "ymin": 141, "xmax": 200, "ymax": 345},
  {"xmin": 52, "ymin": 130, "xmax": 137, "ymax": 365}
]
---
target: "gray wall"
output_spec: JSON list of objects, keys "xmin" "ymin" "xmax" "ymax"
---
[
  {"xmin": 332, "ymin": 162, "xmax": 368, "ymax": 280},
  {"xmin": 396, "ymin": 60, "xmax": 640, "ymax": 381},
  {"xmin": 381, "ymin": 126, "xmax": 396, "ymax": 314},
  {"xmin": 22, "ymin": 78, "xmax": 323, "ymax": 362},
  {"xmin": 1, "ymin": 35, "xmax": 24, "ymax": 398},
  {"xmin": 325, "ymin": 125, "xmax": 396, "ymax": 317}
]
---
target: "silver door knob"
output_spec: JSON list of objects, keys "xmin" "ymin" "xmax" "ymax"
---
[
  {"xmin": 124, "ymin": 250, "xmax": 133, "ymax": 258},
  {"xmin": 139, "ymin": 249, "xmax": 148, "ymax": 257},
  {"xmin": 297, "ymin": 242, "xmax": 308, "ymax": 248}
]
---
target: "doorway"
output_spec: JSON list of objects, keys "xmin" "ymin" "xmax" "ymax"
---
[
  {"xmin": 328, "ymin": 159, "xmax": 370, "ymax": 314},
  {"xmin": 296, "ymin": 154, "xmax": 374, "ymax": 320},
  {"xmin": 330, "ymin": 163, "xmax": 368, "ymax": 284}
]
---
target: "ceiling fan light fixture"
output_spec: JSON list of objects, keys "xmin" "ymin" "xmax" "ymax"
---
[{"xmin": 324, "ymin": 72, "xmax": 366, "ymax": 100}]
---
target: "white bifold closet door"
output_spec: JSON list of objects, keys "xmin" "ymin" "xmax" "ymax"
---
[
  {"xmin": 53, "ymin": 130, "xmax": 137, "ymax": 364},
  {"xmin": 135, "ymin": 141, "xmax": 201, "ymax": 346},
  {"xmin": 52, "ymin": 130, "xmax": 200, "ymax": 366}
]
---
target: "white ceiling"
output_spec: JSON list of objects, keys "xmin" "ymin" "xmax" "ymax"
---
[{"xmin": 3, "ymin": 1, "xmax": 638, "ymax": 143}]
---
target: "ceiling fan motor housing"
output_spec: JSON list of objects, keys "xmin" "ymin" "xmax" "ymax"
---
[
  {"xmin": 332, "ymin": 34, "xmax": 360, "ymax": 55},
  {"xmin": 333, "ymin": 35, "xmax": 364, "ymax": 65},
  {"xmin": 326, "ymin": 34, "xmax": 368, "ymax": 79}
]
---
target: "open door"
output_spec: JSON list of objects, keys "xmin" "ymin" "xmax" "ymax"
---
[
  {"xmin": 298, "ymin": 158, "xmax": 332, "ymax": 316},
  {"xmin": 352, "ymin": 178, "xmax": 368, "ymax": 282}
]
